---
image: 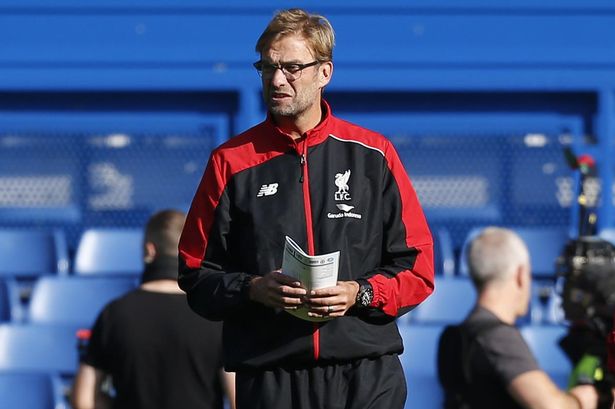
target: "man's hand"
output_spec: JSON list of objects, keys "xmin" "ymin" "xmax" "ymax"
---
[
  {"xmin": 71, "ymin": 364, "xmax": 113, "ymax": 409},
  {"xmin": 569, "ymin": 384, "xmax": 599, "ymax": 409},
  {"xmin": 248, "ymin": 270, "xmax": 307, "ymax": 309},
  {"xmin": 305, "ymin": 281, "xmax": 360, "ymax": 318}
]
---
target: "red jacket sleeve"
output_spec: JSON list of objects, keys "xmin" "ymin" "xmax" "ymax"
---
[
  {"xmin": 362, "ymin": 141, "xmax": 435, "ymax": 319},
  {"xmin": 178, "ymin": 153, "xmax": 254, "ymax": 321}
]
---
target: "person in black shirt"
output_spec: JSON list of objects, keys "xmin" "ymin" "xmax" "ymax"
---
[
  {"xmin": 438, "ymin": 227, "xmax": 597, "ymax": 409},
  {"xmin": 71, "ymin": 209, "xmax": 235, "ymax": 409}
]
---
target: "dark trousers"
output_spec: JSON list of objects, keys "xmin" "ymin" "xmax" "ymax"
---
[{"xmin": 236, "ymin": 354, "xmax": 407, "ymax": 409}]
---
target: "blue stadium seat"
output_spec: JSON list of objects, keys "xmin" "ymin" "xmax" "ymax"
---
[
  {"xmin": 410, "ymin": 277, "xmax": 475, "ymax": 324},
  {"xmin": 599, "ymin": 228, "xmax": 615, "ymax": 245},
  {"xmin": 0, "ymin": 372, "xmax": 59, "ymax": 409},
  {"xmin": 520, "ymin": 324, "xmax": 571, "ymax": 389},
  {"xmin": 74, "ymin": 228, "xmax": 143, "ymax": 276},
  {"xmin": 433, "ymin": 227, "xmax": 455, "ymax": 277},
  {"xmin": 399, "ymin": 324, "xmax": 445, "ymax": 409},
  {"xmin": 0, "ymin": 278, "xmax": 20, "ymax": 322},
  {"xmin": 0, "ymin": 323, "xmax": 80, "ymax": 376},
  {"xmin": 0, "ymin": 228, "xmax": 69, "ymax": 277},
  {"xmin": 27, "ymin": 276, "xmax": 136, "ymax": 326},
  {"xmin": 527, "ymin": 281, "xmax": 565, "ymax": 325},
  {"xmin": 0, "ymin": 280, "xmax": 10, "ymax": 323},
  {"xmin": 0, "ymin": 229, "xmax": 69, "ymax": 321},
  {"xmin": 459, "ymin": 226, "xmax": 569, "ymax": 278}
]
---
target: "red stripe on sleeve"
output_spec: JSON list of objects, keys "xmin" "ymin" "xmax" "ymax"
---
[
  {"xmin": 179, "ymin": 154, "xmax": 226, "ymax": 269},
  {"xmin": 369, "ymin": 244, "xmax": 435, "ymax": 316},
  {"xmin": 179, "ymin": 125, "xmax": 291, "ymax": 269},
  {"xmin": 367, "ymin": 142, "xmax": 435, "ymax": 316}
]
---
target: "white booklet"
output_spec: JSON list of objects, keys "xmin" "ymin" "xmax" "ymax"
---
[{"xmin": 281, "ymin": 236, "xmax": 340, "ymax": 322}]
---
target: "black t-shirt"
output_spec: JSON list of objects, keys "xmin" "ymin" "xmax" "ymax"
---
[
  {"xmin": 440, "ymin": 306, "xmax": 540, "ymax": 409},
  {"xmin": 83, "ymin": 289, "xmax": 224, "ymax": 409},
  {"xmin": 438, "ymin": 307, "xmax": 539, "ymax": 409}
]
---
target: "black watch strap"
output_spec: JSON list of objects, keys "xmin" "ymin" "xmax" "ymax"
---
[
  {"xmin": 355, "ymin": 279, "xmax": 374, "ymax": 309},
  {"xmin": 241, "ymin": 275, "xmax": 256, "ymax": 301}
]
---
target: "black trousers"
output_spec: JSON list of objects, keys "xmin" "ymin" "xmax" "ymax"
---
[{"xmin": 236, "ymin": 354, "xmax": 407, "ymax": 409}]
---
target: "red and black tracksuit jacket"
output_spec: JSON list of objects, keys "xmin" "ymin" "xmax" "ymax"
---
[{"xmin": 179, "ymin": 101, "xmax": 434, "ymax": 371}]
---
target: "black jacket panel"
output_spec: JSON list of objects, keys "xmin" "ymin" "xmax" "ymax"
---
[{"xmin": 179, "ymin": 101, "xmax": 434, "ymax": 370}]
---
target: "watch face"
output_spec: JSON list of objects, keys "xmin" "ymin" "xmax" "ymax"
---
[{"xmin": 358, "ymin": 286, "xmax": 373, "ymax": 307}]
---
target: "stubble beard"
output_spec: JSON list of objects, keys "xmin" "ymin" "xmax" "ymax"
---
[
  {"xmin": 266, "ymin": 79, "xmax": 320, "ymax": 119},
  {"xmin": 267, "ymin": 94, "xmax": 310, "ymax": 118}
]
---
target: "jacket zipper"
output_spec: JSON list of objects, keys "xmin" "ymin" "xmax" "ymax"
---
[
  {"xmin": 299, "ymin": 140, "xmax": 314, "ymax": 256},
  {"xmin": 298, "ymin": 139, "xmax": 320, "ymax": 360},
  {"xmin": 299, "ymin": 154, "xmax": 305, "ymax": 183}
]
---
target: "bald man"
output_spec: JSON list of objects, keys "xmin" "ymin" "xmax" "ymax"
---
[{"xmin": 438, "ymin": 227, "xmax": 598, "ymax": 409}]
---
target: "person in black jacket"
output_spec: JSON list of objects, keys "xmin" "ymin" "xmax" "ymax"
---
[{"xmin": 179, "ymin": 8, "xmax": 434, "ymax": 409}]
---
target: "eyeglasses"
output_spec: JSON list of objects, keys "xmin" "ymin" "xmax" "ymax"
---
[{"xmin": 253, "ymin": 60, "xmax": 320, "ymax": 81}]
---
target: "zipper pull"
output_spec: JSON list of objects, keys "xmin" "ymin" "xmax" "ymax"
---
[{"xmin": 299, "ymin": 154, "xmax": 306, "ymax": 183}]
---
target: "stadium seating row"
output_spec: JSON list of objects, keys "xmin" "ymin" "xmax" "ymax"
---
[
  {"xmin": 0, "ymin": 227, "xmax": 143, "ymax": 322},
  {"xmin": 5, "ymin": 225, "xmax": 615, "ymax": 280},
  {"xmin": 0, "ymin": 275, "xmax": 571, "ymax": 409},
  {"xmin": 0, "ymin": 227, "xmax": 144, "ymax": 278},
  {"xmin": 2, "ymin": 225, "xmax": 615, "ymax": 280},
  {"xmin": 0, "ymin": 275, "xmax": 139, "ymax": 408},
  {"xmin": 0, "ymin": 275, "xmax": 137, "ymax": 325},
  {"xmin": 0, "ymin": 230, "xmax": 571, "ymax": 327},
  {"xmin": 0, "ymin": 371, "xmax": 64, "ymax": 409},
  {"xmin": 0, "ymin": 323, "xmax": 85, "ymax": 409},
  {"xmin": 0, "ymin": 225, "xmax": 604, "ymax": 409},
  {"xmin": 0, "ymin": 270, "xmax": 565, "ymax": 327},
  {"xmin": 0, "ymin": 320, "xmax": 570, "ymax": 409}
]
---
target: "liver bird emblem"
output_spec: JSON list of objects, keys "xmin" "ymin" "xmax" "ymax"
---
[{"xmin": 335, "ymin": 170, "xmax": 351, "ymax": 194}]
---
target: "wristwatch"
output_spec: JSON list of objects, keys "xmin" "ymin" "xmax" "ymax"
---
[
  {"xmin": 241, "ymin": 275, "xmax": 257, "ymax": 301},
  {"xmin": 355, "ymin": 280, "xmax": 374, "ymax": 309}
]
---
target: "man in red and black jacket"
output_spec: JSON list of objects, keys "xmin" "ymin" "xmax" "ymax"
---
[{"xmin": 179, "ymin": 8, "xmax": 434, "ymax": 409}]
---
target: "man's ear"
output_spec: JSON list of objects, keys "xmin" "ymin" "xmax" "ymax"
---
[
  {"xmin": 319, "ymin": 61, "xmax": 333, "ymax": 88},
  {"xmin": 516, "ymin": 263, "xmax": 530, "ymax": 289},
  {"xmin": 144, "ymin": 241, "xmax": 156, "ymax": 264}
]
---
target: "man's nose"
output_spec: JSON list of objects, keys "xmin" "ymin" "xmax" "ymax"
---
[{"xmin": 270, "ymin": 68, "xmax": 288, "ymax": 87}]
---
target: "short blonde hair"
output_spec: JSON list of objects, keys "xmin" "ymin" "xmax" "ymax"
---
[{"xmin": 255, "ymin": 8, "xmax": 335, "ymax": 62}]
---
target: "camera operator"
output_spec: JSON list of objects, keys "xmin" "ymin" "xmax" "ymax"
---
[{"xmin": 558, "ymin": 236, "xmax": 615, "ymax": 408}]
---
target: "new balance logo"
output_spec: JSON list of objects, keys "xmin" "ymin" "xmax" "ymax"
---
[{"xmin": 257, "ymin": 183, "xmax": 278, "ymax": 197}]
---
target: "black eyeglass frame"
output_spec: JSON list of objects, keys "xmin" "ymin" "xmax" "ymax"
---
[{"xmin": 253, "ymin": 60, "xmax": 321, "ymax": 80}]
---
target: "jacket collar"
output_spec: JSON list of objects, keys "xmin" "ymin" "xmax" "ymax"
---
[{"xmin": 264, "ymin": 99, "xmax": 333, "ymax": 147}]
